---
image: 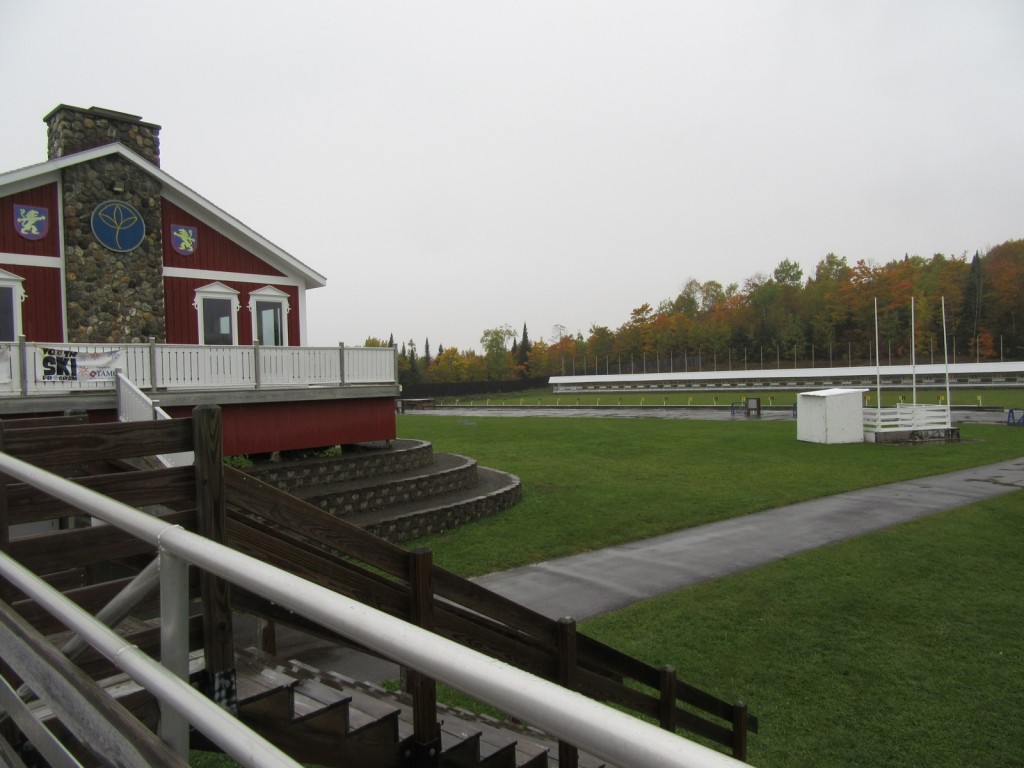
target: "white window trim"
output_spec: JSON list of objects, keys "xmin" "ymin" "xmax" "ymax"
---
[
  {"xmin": 248, "ymin": 285, "xmax": 291, "ymax": 347},
  {"xmin": 0, "ymin": 268, "xmax": 28, "ymax": 342},
  {"xmin": 193, "ymin": 282, "xmax": 240, "ymax": 345}
]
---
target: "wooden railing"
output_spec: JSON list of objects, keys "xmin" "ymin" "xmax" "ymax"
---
[
  {"xmin": 0, "ymin": 410, "xmax": 757, "ymax": 764},
  {"xmin": 224, "ymin": 468, "xmax": 759, "ymax": 760},
  {"xmin": 0, "ymin": 339, "xmax": 398, "ymax": 396}
]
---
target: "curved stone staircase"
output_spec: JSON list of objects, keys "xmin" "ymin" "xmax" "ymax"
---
[{"xmin": 242, "ymin": 439, "xmax": 522, "ymax": 543}]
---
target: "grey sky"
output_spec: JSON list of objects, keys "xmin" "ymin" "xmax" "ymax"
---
[{"xmin": 3, "ymin": 1, "xmax": 1022, "ymax": 353}]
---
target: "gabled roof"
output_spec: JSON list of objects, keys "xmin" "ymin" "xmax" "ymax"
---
[{"xmin": 0, "ymin": 143, "xmax": 327, "ymax": 290}]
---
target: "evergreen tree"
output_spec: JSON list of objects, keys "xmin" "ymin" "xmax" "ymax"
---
[
  {"xmin": 961, "ymin": 251, "xmax": 984, "ymax": 343},
  {"xmin": 516, "ymin": 323, "xmax": 532, "ymax": 374},
  {"xmin": 388, "ymin": 333, "xmax": 395, "ymax": 347},
  {"xmin": 424, "ymin": 338, "xmax": 431, "ymax": 367}
]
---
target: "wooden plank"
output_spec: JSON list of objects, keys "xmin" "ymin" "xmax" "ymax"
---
[
  {"xmin": 225, "ymin": 517, "xmax": 410, "ymax": 617},
  {"xmin": 432, "ymin": 568, "xmax": 557, "ymax": 646},
  {"xmin": 0, "ymin": 413, "xmax": 89, "ymax": 430},
  {"xmin": 0, "ymin": 600, "xmax": 189, "ymax": 767},
  {"xmin": 557, "ymin": 617, "xmax": 579, "ymax": 768},
  {"xmin": 406, "ymin": 549, "xmax": 440, "ymax": 757},
  {"xmin": 225, "ymin": 467, "xmax": 410, "ymax": 576},
  {"xmin": 72, "ymin": 616, "xmax": 205, "ymax": 681},
  {"xmin": 9, "ymin": 511, "xmax": 192, "ymax": 574},
  {"xmin": 13, "ymin": 575, "xmax": 201, "ymax": 637},
  {"xmin": 0, "ymin": 418, "xmax": 194, "ymax": 472},
  {"xmin": 193, "ymin": 405, "xmax": 235, "ymax": 691},
  {"xmin": 0, "ymin": 671, "xmax": 78, "ymax": 768},
  {"xmin": 5, "ymin": 467, "xmax": 197, "ymax": 526}
]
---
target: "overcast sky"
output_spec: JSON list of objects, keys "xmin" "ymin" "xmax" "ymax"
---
[{"xmin": 3, "ymin": 1, "xmax": 1022, "ymax": 352}]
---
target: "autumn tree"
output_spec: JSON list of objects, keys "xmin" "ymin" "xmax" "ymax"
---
[{"xmin": 480, "ymin": 325, "xmax": 516, "ymax": 380}]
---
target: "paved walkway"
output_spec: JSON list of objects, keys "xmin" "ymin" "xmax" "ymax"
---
[
  {"xmin": 264, "ymin": 448, "xmax": 1024, "ymax": 680},
  {"xmin": 473, "ymin": 456, "xmax": 1024, "ymax": 620}
]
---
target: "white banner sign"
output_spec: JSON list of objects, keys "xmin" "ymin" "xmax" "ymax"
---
[{"xmin": 39, "ymin": 347, "xmax": 123, "ymax": 382}]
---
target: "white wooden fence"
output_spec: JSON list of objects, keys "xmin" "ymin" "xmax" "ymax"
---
[
  {"xmin": 863, "ymin": 403, "xmax": 951, "ymax": 432},
  {"xmin": 0, "ymin": 340, "xmax": 397, "ymax": 396}
]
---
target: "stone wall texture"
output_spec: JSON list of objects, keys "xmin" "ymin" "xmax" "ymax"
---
[
  {"xmin": 46, "ymin": 106, "xmax": 166, "ymax": 343},
  {"xmin": 61, "ymin": 156, "xmax": 166, "ymax": 342},
  {"xmin": 46, "ymin": 106, "xmax": 161, "ymax": 166},
  {"xmin": 246, "ymin": 440, "xmax": 433, "ymax": 491}
]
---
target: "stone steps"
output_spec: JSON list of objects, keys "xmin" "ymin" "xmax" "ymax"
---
[{"xmin": 243, "ymin": 440, "xmax": 521, "ymax": 543}]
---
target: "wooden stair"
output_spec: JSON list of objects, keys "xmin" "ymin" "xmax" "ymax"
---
[{"xmin": 220, "ymin": 647, "xmax": 608, "ymax": 768}]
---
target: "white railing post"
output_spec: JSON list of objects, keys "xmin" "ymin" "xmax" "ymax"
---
[
  {"xmin": 339, "ymin": 342, "xmax": 346, "ymax": 385},
  {"xmin": 148, "ymin": 337, "xmax": 158, "ymax": 391},
  {"xmin": 253, "ymin": 341, "xmax": 262, "ymax": 390},
  {"xmin": 158, "ymin": 546, "xmax": 190, "ymax": 758},
  {"xmin": 17, "ymin": 336, "xmax": 28, "ymax": 396}
]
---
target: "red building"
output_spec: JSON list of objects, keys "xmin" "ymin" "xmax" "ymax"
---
[{"xmin": 0, "ymin": 105, "xmax": 398, "ymax": 454}]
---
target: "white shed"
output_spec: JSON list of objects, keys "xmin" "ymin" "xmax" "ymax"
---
[{"xmin": 796, "ymin": 388, "xmax": 868, "ymax": 444}]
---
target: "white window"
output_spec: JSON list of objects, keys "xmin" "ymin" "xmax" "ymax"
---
[
  {"xmin": 248, "ymin": 286, "xmax": 290, "ymax": 346},
  {"xmin": 0, "ymin": 269, "xmax": 27, "ymax": 342},
  {"xmin": 193, "ymin": 282, "xmax": 240, "ymax": 345}
]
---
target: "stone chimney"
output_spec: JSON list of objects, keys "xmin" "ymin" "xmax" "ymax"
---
[{"xmin": 44, "ymin": 105, "xmax": 161, "ymax": 166}]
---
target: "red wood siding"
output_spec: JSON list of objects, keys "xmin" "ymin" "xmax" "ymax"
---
[
  {"xmin": 15, "ymin": 264, "xmax": 65, "ymax": 341},
  {"xmin": 163, "ymin": 276, "xmax": 300, "ymax": 345},
  {"xmin": 161, "ymin": 200, "xmax": 286, "ymax": 276},
  {"xmin": 165, "ymin": 398, "xmax": 397, "ymax": 456},
  {"xmin": 1, "ymin": 184, "xmax": 61, "ymax": 257}
]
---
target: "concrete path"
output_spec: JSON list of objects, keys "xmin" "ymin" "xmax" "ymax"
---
[
  {"xmin": 473, "ymin": 456, "xmax": 1024, "ymax": 621},
  {"xmin": 257, "ymin": 452, "xmax": 1024, "ymax": 681}
]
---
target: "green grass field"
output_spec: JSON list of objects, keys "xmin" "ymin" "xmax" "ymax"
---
[
  {"xmin": 432, "ymin": 386, "xmax": 1024, "ymax": 410},
  {"xmin": 396, "ymin": 416, "xmax": 1023, "ymax": 576},
  {"xmin": 390, "ymin": 415, "xmax": 1023, "ymax": 766},
  {"xmin": 193, "ymin": 416, "xmax": 1022, "ymax": 766},
  {"xmin": 582, "ymin": 492, "xmax": 1024, "ymax": 767}
]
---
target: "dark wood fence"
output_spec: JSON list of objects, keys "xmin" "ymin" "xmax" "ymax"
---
[{"xmin": 0, "ymin": 407, "xmax": 757, "ymax": 763}]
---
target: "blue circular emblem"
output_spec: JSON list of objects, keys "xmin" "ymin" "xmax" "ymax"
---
[{"xmin": 91, "ymin": 200, "xmax": 146, "ymax": 252}]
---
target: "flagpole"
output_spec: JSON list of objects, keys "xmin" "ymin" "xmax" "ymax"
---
[
  {"xmin": 874, "ymin": 297, "xmax": 882, "ymax": 422},
  {"xmin": 942, "ymin": 296, "xmax": 952, "ymax": 427},
  {"xmin": 911, "ymin": 296, "xmax": 917, "ymax": 407}
]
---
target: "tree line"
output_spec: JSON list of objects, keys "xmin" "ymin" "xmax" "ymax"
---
[{"xmin": 367, "ymin": 239, "xmax": 1024, "ymax": 385}]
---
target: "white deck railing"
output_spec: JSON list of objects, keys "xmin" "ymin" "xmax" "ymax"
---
[
  {"xmin": 0, "ymin": 451, "xmax": 745, "ymax": 768},
  {"xmin": 863, "ymin": 403, "xmax": 951, "ymax": 432},
  {"xmin": 0, "ymin": 340, "xmax": 397, "ymax": 396},
  {"xmin": 116, "ymin": 373, "xmax": 193, "ymax": 468}
]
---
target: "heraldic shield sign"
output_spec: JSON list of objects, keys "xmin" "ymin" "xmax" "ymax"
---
[
  {"xmin": 14, "ymin": 205, "xmax": 49, "ymax": 240},
  {"xmin": 91, "ymin": 200, "xmax": 146, "ymax": 252},
  {"xmin": 170, "ymin": 224, "xmax": 198, "ymax": 255}
]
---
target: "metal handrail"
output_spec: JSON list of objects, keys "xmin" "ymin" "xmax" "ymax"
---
[{"xmin": 0, "ymin": 450, "xmax": 747, "ymax": 768}]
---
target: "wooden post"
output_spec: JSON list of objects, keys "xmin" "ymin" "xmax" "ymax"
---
[
  {"xmin": 193, "ymin": 405, "xmax": 236, "ymax": 713},
  {"xmin": 407, "ymin": 548, "xmax": 440, "ymax": 766},
  {"xmin": 659, "ymin": 665, "xmax": 678, "ymax": 731},
  {"xmin": 557, "ymin": 617, "xmax": 579, "ymax": 768},
  {"xmin": 732, "ymin": 701, "xmax": 748, "ymax": 761}
]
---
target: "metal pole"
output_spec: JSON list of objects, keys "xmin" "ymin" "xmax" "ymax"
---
[
  {"xmin": 159, "ymin": 548, "xmax": 190, "ymax": 757},
  {"xmin": 911, "ymin": 297, "xmax": 917, "ymax": 407},
  {"xmin": 942, "ymin": 297, "xmax": 952, "ymax": 419},
  {"xmin": 0, "ymin": 550, "xmax": 302, "ymax": 768}
]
